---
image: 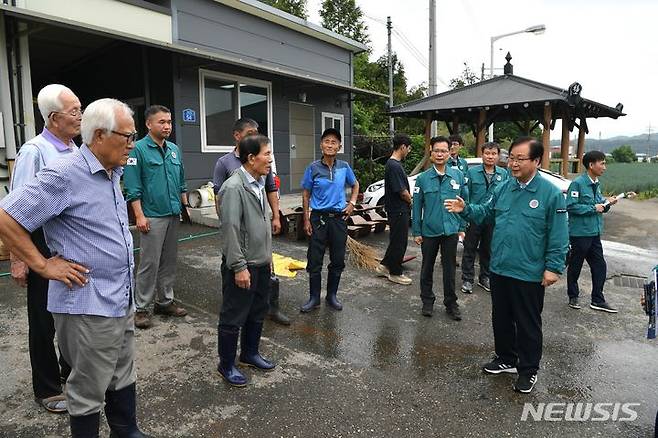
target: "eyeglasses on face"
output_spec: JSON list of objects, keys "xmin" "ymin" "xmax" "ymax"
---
[
  {"xmin": 111, "ymin": 130, "xmax": 138, "ymax": 144},
  {"xmin": 49, "ymin": 109, "xmax": 83, "ymax": 118},
  {"xmin": 508, "ymin": 156, "xmax": 533, "ymax": 164}
]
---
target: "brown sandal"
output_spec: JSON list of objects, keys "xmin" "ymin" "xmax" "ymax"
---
[{"xmin": 38, "ymin": 394, "xmax": 67, "ymax": 414}]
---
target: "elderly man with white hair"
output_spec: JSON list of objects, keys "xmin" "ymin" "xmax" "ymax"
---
[
  {"xmin": 0, "ymin": 98, "xmax": 150, "ymax": 437},
  {"xmin": 9, "ymin": 83, "xmax": 80, "ymax": 414}
]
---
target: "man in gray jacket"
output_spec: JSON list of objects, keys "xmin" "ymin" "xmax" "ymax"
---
[{"xmin": 216, "ymin": 134, "xmax": 275, "ymax": 387}]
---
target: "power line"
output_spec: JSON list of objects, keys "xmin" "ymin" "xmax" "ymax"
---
[{"xmin": 364, "ymin": 13, "xmax": 448, "ymax": 87}]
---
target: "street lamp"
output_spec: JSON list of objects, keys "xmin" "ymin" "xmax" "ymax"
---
[{"xmin": 488, "ymin": 24, "xmax": 546, "ymax": 141}]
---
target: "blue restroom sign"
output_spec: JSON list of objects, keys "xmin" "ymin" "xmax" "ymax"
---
[{"xmin": 182, "ymin": 108, "xmax": 196, "ymax": 123}]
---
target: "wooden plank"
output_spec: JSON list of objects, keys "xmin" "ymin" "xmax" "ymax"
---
[
  {"xmin": 576, "ymin": 122, "xmax": 586, "ymax": 173},
  {"xmin": 561, "ymin": 111, "xmax": 570, "ymax": 176},
  {"xmin": 541, "ymin": 104, "xmax": 552, "ymax": 169},
  {"xmin": 476, "ymin": 109, "xmax": 486, "ymax": 157}
]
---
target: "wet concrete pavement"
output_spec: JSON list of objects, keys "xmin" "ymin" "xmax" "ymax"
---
[{"xmin": 1, "ymin": 200, "xmax": 657, "ymax": 437}]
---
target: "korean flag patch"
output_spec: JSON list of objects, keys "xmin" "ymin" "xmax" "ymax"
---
[
  {"xmin": 127, "ymin": 157, "xmax": 137, "ymax": 166},
  {"xmin": 571, "ymin": 191, "xmax": 579, "ymax": 198},
  {"xmin": 413, "ymin": 186, "xmax": 420, "ymax": 194}
]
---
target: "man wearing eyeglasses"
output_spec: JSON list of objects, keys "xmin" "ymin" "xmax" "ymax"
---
[
  {"xmin": 124, "ymin": 105, "xmax": 189, "ymax": 329},
  {"xmin": 412, "ymin": 136, "xmax": 468, "ymax": 321},
  {"xmin": 8, "ymin": 84, "xmax": 80, "ymax": 414},
  {"xmin": 0, "ymin": 98, "xmax": 150, "ymax": 437},
  {"xmin": 448, "ymin": 134, "xmax": 469, "ymax": 175},
  {"xmin": 445, "ymin": 137, "xmax": 568, "ymax": 394}
]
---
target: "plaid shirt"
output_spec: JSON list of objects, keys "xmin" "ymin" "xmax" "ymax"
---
[{"xmin": 0, "ymin": 145, "xmax": 135, "ymax": 317}]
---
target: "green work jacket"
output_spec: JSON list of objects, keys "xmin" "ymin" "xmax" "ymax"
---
[
  {"xmin": 448, "ymin": 155, "xmax": 468, "ymax": 175},
  {"xmin": 462, "ymin": 174, "xmax": 569, "ymax": 283},
  {"xmin": 124, "ymin": 135, "xmax": 187, "ymax": 217},
  {"xmin": 465, "ymin": 164, "xmax": 509, "ymax": 205},
  {"xmin": 566, "ymin": 173, "xmax": 609, "ymax": 237},
  {"xmin": 412, "ymin": 166, "xmax": 469, "ymax": 238}
]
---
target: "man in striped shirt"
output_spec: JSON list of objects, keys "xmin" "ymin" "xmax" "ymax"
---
[{"xmin": 0, "ymin": 98, "xmax": 149, "ymax": 437}]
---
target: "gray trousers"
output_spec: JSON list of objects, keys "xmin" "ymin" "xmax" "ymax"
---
[
  {"xmin": 135, "ymin": 215, "xmax": 179, "ymax": 312},
  {"xmin": 53, "ymin": 310, "xmax": 136, "ymax": 416}
]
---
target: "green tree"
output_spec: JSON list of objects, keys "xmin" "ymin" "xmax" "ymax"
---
[
  {"xmin": 320, "ymin": 0, "xmax": 369, "ymax": 45},
  {"xmin": 611, "ymin": 145, "xmax": 636, "ymax": 163},
  {"xmin": 353, "ymin": 53, "xmax": 426, "ymax": 136},
  {"xmin": 449, "ymin": 62, "xmax": 479, "ymax": 89},
  {"xmin": 260, "ymin": 0, "xmax": 308, "ymax": 19}
]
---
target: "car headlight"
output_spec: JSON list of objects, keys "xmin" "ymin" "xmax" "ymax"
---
[{"xmin": 367, "ymin": 182, "xmax": 384, "ymax": 193}]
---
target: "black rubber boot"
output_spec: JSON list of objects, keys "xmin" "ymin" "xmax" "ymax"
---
[
  {"xmin": 239, "ymin": 321, "xmax": 276, "ymax": 371},
  {"xmin": 217, "ymin": 326, "xmax": 247, "ymax": 387},
  {"xmin": 301, "ymin": 273, "xmax": 322, "ymax": 313},
  {"xmin": 105, "ymin": 383, "xmax": 150, "ymax": 438},
  {"xmin": 326, "ymin": 272, "xmax": 343, "ymax": 311},
  {"xmin": 70, "ymin": 412, "xmax": 100, "ymax": 438},
  {"xmin": 268, "ymin": 275, "xmax": 291, "ymax": 325}
]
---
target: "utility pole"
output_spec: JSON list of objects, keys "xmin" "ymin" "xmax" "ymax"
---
[
  {"xmin": 647, "ymin": 122, "xmax": 652, "ymax": 159},
  {"xmin": 387, "ymin": 16, "xmax": 394, "ymax": 136},
  {"xmin": 428, "ymin": 0, "xmax": 437, "ymax": 135}
]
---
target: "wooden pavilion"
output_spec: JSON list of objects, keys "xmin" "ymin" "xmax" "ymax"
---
[{"xmin": 389, "ymin": 54, "xmax": 625, "ymax": 176}]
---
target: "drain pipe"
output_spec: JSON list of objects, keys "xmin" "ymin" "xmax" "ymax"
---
[{"xmin": 0, "ymin": 13, "xmax": 18, "ymax": 174}]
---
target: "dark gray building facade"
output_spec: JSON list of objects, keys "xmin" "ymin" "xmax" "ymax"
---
[{"xmin": 0, "ymin": 0, "xmax": 382, "ymax": 197}]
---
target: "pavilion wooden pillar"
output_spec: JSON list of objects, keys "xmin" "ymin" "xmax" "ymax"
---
[
  {"xmin": 476, "ymin": 109, "xmax": 486, "ymax": 157},
  {"xmin": 541, "ymin": 104, "xmax": 552, "ymax": 169},
  {"xmin": 424, "ymin": 113, "xmax": 432, "ymax": 151},
  {"xmin": 560, "ymin": 112, "xmax": 570, "ymax": 177},
  {"xmin": 410, "ymin": 112, "xmax": 434, "ymax": 175},
  {"xmin": 452, "ymin": 117, "xmax": 459, "ymax": 136},
  {"xmin": 576, "ymin": 120, "xmax": 586, "ymax": 173}
]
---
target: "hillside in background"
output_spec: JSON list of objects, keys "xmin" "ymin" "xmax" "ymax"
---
[{"xmin": 551, "ymin": 133, "xmax": 657, "ymax": 155}]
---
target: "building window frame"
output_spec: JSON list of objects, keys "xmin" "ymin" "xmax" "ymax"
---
[
  {"xmin": 321, "ymin": 111, "xmax": 345, "ymax": 153},
  {"xmin": 199, "ymin": 69, "xmax": 273, "ymax": 153}
]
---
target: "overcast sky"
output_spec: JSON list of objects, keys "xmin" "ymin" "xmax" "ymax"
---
[{"xmin": 306, "ymin": 0, "xmax": 657, "ymax": 140}]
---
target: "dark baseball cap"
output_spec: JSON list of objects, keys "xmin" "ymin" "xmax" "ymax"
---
[{"xmin": 321, "ymin": 128, "xmax": 342, "ymax": 142}]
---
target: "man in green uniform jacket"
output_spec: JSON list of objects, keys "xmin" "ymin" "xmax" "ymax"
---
[
  {"xmin": 566, "ymin": 150, "xmax": 620, "ymax": 313},
  {"xmin": 124, "ymin": 105, "xmax": 189, "ymax": 329},
  {"xmin": 461, "ymin": 141, "xmax": 509, "ymax": 294},
  {"xmin": 445, "ymin": 137, "xmax": 568, "ymax": 394},
  {"xmin": 448, "ymin": 134, "xmax": 469, "ymax": 175},
  {"xmin": 412, "ymin": 136, "xmax": 469, "ymax": 321}
]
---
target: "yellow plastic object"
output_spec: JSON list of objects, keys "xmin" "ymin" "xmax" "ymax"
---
[{"xmin": 272, "ymin": 253, "xmax": 307, "ymax": 278}]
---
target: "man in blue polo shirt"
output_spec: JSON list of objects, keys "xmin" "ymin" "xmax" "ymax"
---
[{"xmin": 300, "ymin": 128, "xmax": 359, "ymax": 313}]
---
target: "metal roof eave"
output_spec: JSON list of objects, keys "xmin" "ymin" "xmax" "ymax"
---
[
  {"xmin": 0, "ymin": 6, "xmax": 384, "ymax": 98},
  {"xmin": 213, "ymin": 0, "xmax": 369, "ymax": 53}
]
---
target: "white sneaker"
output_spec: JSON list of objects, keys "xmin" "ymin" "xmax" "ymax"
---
[
  {"xmin": 375, "ymin": 264, "xmax": 389, "ymax": 277},
  {"xmin": 388, "ymin": 274, "xmax": 412, "ymax": 285}
]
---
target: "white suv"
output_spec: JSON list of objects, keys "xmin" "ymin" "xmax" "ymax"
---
[{"xmin": 362, "ymin": 158, "xmax": 570, "ymax": 208}]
